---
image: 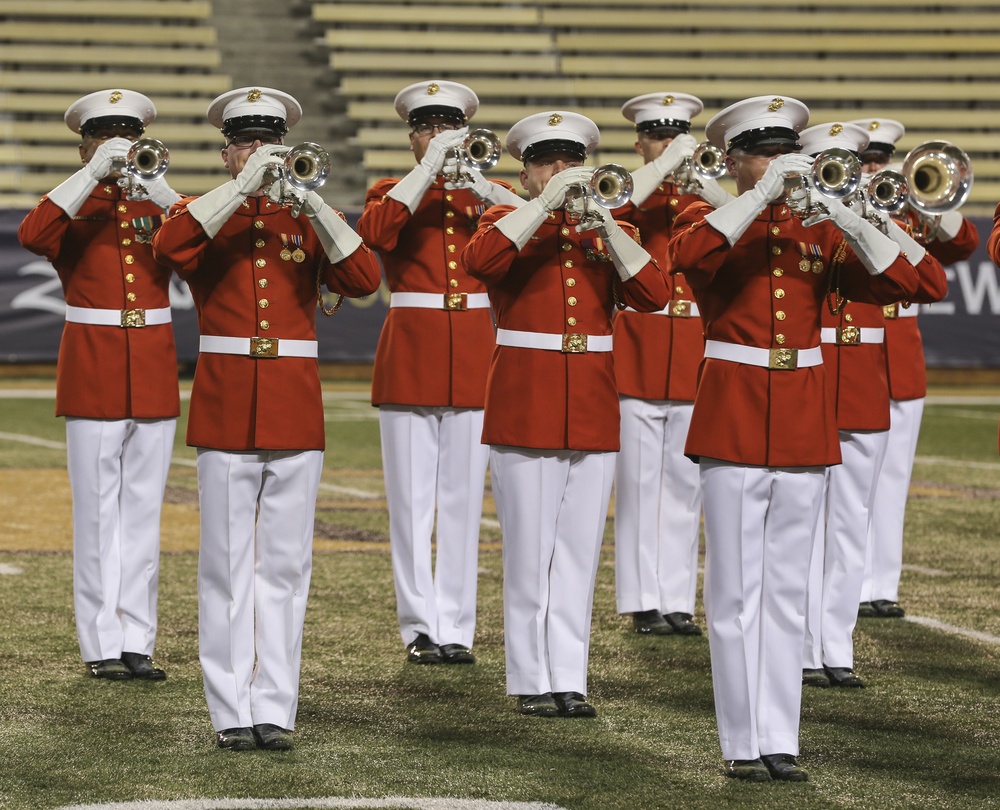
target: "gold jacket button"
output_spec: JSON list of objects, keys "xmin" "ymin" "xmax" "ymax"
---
[
  {"xmin": 122, "ymin": 238, "xmax": 132, "ymax": 246},
  {"xmin": 771, "ymin": 226, "xmax": 781, "ymax": 235},
  {"xmin": 771, "ymin": 246, "xmax": 782, "ymax": 255},
  {"xmin": 448, "ymin": 260, "xmax": 457, "ymax": 270},
  {"xmin": 566, "ymin": 278, "xmax": 576, "ymax": 287},
  {"xmin": 774, "ymin": 288, "xmax": 785, "ymax": 299},
  {"xmin": 256, "ymin": 258, "xmax": 266, "ymax": 268},
  {"xmin": 561, "ymin": 227, "xmax": 571, "ymax": 236},
  {"xmin": 120, "ymin": 221, "xmax": 130, "ymax": 229},
  {"xmin": 567, "ymin": 296, "xmax": 578, "ymax": 306},
  {"xmin": 124, "ymin": 255, "xmax": 135, "ymax": 265},
  {"xmin": 127, "ymin": 292, "xmax": 137, "ymax": 302},
  {"xmin": 450, "ymin": 279, "xmax": 459, "ymax": 288},
  {"xmin": 564, "ymin": 260, "xmax": 574, "ymax": 269},
  {"xmin": 845, "ymin": 313, "xmax": 853, "ymax": 322},
  {"xmin": 447, "ymin": 244, "xmax": 456, "ymax": 253},
  {"xmin": 259, "ymin": 319, "xmax": 270, "ymax": 330},
  {"xmin": 446, "ymin": 226, "xmax": 455, "ymax": 235},
  {"xmin": 125, "ymin": 273, "xmax": 135, "ymax": 283},
  {"xmin": 567, "ymin": 316, "xmax": 577, "ymax": 326},
  {"xmin": 776, "ymin": 333, "xmax": 786, "ymax": 344},
  {"xmin": 118, "ymin": 204, "xmax": 127, "ymax": 213},
  {"xmin": 773, "ymin": 268, "xmax": 783, "ymax": 277},
  {"xmin": 254, "ymin": 220, "xmax": 264, "ymax": 229},
  {"xmin": 256, "ymin": 239, "xmax": 266, "ymax": 248},
  {"xmin": 258, "ymin": 278, "xmax": 268, "ymax": 288},
  {"xmin": 259, "ymin": 299, "xmax": 269, "ymax": 309},
  {"xmin": 775, "ymin": 310, "xmax": 786, "ymax": 321}
]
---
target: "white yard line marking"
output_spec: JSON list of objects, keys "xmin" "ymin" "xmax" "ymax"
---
[
  {"xmin": 56, "ymin": 798, "xmax": 568, "ymax": 810},
  {"xmin": 0, "ymin": 563, "xmax": 23, "ymax": 575},
  {"xmin": 902, "ymin": 564, "xmax": 949, "ymax": 576},
  {"xmin": 905, "ymin": 615, "xmax": 1000, "ymax": 646}
]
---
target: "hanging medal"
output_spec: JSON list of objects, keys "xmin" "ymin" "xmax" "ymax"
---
[
  {"xmin": 279, "ymin": 233, "xmax": 293, "ymax": 261},
  {"xmin": 289, "ymin": 232, "xmax": 306, "ymax": 263}
]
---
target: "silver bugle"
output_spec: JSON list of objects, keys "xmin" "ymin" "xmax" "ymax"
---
[
  {"xmin": 463, "ymin": 128, "xmax": 501, "ymax": 171},
  {"xmin": 125, "ymin": 138, "xmax": 169, "ymax": 181},
  {"xmin": 902, "ymin": 140, "xmax": 973, "ymax": 216}
]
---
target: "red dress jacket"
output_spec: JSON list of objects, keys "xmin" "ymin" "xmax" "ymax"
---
[
  {"xmin": 462, "ymin": 207, "xmax": 670, "ymax": 452},
  {"xmin": 883, "ymin": 215, "xmax": 972, "ymax": 402},
  {"xmin": 18, "ymin": 188, "xmax": 180, "ymax": 419},
  {"xmin": 612, "ymin": 184, "xmax": 705, "ymax": 402},
  {"xmin": 360, "ymin": 177, "xmax": 516, "ymax": 408},
  {"xmin": 820, "ymin": 301, "xmax": 891, "ymax": 432},
  {"xmin": 669, "ymin": 201, "xmax": 919, "ymax": 468},
  {"xmin": 153, "ymin": 196, "xmax": 381, "ymax": 451}
]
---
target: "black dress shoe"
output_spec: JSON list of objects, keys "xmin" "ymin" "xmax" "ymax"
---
[
  {"xmin": 517, "ymin": 693, "xmax": 559, "ymax": 717},
  {"xmin": 121, "ymin": 652, "xmax": 166, "ymax": 681},
  {"xmin": 761, "ymin": 753, "xmax": 809, "ymax": 781},
  {"xmin": 405, "ymin": 633, "xmax": 442, "ymax": 664},
  {"xmin": 632, "ymin": 609, "xmax": 673, "ymax": 635},
  {"xmin": 802, "ymin": 667, "xmax": 830, "ymax": 688},
  {"xmin": 725, "ymin": 758, "xmax": 770, "ymax": 781},
  {"xmin": 664, "ymin": 612, "xmax": 703, "ymax": 636},
  {"xmin": 253, "ymin": 723, "xmax": 293, "ymax": 751},
  {"xmin": 439, "ymin": 643, "xmax": 475, "ymax": 664},
  {"xmin": 217, "ymin": 727, "xmax": 256, "ymax": 751},
  {"xmin": 857, "ymin": 601, "xmax": 877, "ymax": 618},
  {"xmin": 87, "ymin": 659, "xmax": 132, "ymax": 680},
  {"xmin": 553, "ymin": 691, "xmax": 597, "ymax": 718},
  {"xmin": 824, "ymin": 666, "xmax": 866, "ymax": 688},
  {"xmin": 871, "ymin": 599, "xmax": 905, "ymax": 618}
]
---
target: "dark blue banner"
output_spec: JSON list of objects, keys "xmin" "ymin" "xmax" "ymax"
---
[{"xmin": 1, "ymin": 208, "xmax": 998, "ymax": 366}]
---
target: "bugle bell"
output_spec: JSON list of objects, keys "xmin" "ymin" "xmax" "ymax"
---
[
  {"xmin": 671, "ymin": 141, "xmax": 726, "ymax": 194},
  {"xmin": 565, "ymin": 163, "xmax": 634, "ymax": 230},
  {"xmin": 442, "ymin": 128, "xmax": 502, "ymax": 185},
  {"xmin": 866, "ymin": 169, "xmax": 909, "ymax": 216},
  {"xmin": 117, "ymin": 138, "xmax": 169, "ymax": 200},
  {"xmin": 902, "ymin": 140, "xmax": 972, "ymax": 217},
  {"xmin": 275, "ymin": 142, "xmax": 331, "ymax": 217},
  {"xmin": 787, "ymin": 147, "xmax": 862, "ymax": 217}
]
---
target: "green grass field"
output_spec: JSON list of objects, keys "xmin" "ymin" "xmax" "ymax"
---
[{"xmin": 0, "ymin": 375, "xmax": 998, "ymax": 810}]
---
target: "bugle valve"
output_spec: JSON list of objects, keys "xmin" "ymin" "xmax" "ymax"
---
[{"xmin": 564, "ymin": 163, "xmax": 634, "ymax": 231}]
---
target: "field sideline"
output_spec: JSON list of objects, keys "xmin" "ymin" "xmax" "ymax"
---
[{"xmin": 1, "ymin": 376, "xmax": 999, "ymax": 810}]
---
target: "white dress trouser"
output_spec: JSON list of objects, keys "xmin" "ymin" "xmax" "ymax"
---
[
  {"xmin": 700, "ymin": 458, "xmax": 824, "ymax": 761},
  {"xmin": 491, "ymin": 446, "xmax": 615, "ymax": 697},
  {"xmin": 804, "ymin": 430, "xmax": 889, "ymax": 670},
  {"xmin": 196, "ymin": 448, "xmax": 323, "ymax": 732},
  {"xmin": 614, "ymin": 396, "xmax": 702, "ymax": 615},
  {"xmin": 864, "ymin": 397, "xmax": 924, "ymax": 603},
  {"xmin": 66, "ymin": 416, "xmax": 176, "ymax": 662},
  {"xmin": 379, "ymin": 406, "xmax": 488, "ymax": 649}
]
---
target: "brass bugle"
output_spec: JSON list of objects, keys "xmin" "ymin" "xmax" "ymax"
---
[
  {"xmin": 866, "ymin": 169, "xmax": 909, "ymax": 215},
  {"xmin": 125, "ymin": 138, "xmax": 169, "ymax": 181},
  {"xmin": 902, "ymin": 140, "xmax": 972, "ymax": 217}
]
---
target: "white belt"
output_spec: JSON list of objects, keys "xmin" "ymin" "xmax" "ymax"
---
[
  {"xmin": 704, "ymin": 339, "xmax": 822, "ymax": 371},
  {"xmin": 496, "ymin": 328, "xmax": 613, "ymax": 353},
  {"xmin": 883, "ymin": 303, "xmax": 918, "ymax": 319},
  {"xmin": 65, "ymin": 305, "xmax": 172, "ymax": 328},
  {"xmin": 390, "ymin": 292, "xmax": 491, "ymax": 311},
  {"xmin": 199, "ymin": 335, "xmax": 318, "ymax": 359},
  {"xmin": 820, "ymin": 327, "xmax": 885, "ymax": 345},
  {"xmin": 625, "ymin": 300, "xmax": 700, "ymax": 318}
]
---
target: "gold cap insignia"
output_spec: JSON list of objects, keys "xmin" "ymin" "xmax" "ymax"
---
[
  {"xmin": 109, "ymin": 91, "xmax": 123, "ymax": 104},
  {"xmin": 427, "ymin": 83, "xmax": 440, "ymax": 95},
  {"xmin": 247, "ymin": 88, "xmax": 262, "ymax": 103},
  {"xmin": 768, "ymin": 98, "xmax": 785, "ymax": 112},
  {"xmin": 662, "ymin": 95, "xmax": 675, "ymax": 106},
  {"xmin": 829, "ymin": 123, "xmax": 843, "ymax": 135},
  {"xmin": 548, "ymin": 113, "xmax": 563, "ymax": 126},
  {"xmin": 869, "ymin": 121, "xmax": 880, "ymax": 130}
]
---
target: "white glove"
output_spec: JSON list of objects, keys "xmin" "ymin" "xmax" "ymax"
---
[
  {"xmin": 306, "ymin": 202, "xmax": 364, "ymax": 263},
  {"xmin": 935, "ymin": 210, "xmax": 964, "ymax": 241},
  {"xmin": 704, "ymin": 153, "xmax": 814, "ymax": 245},
  {"xmin": 47, "ymin": 137, "xmax": 133, "ymax": 217},
  {"xmin": 819, "ymin": 197, "xmax": 901, "ymax": 275},
  {"xmin": 697, "ymin": 176, "xmax": 735, "ymax": 208},
  {"xmin": 233, "ymin": 144, "xmax": 285, "ymax": 196},
  {"xmin": 462, "ymin": 169, "xmax": 523, "ymax": 207},
  {"xmin": 87, "ymin": 137, "xmax": 132, "ymax": 181},
  {"xmin": 386, "ymin": 128, "xmax": 470, "ymax": 216},
  {"xmin": 585, "ymin": 207, "xmax": 652, "ymax": 281},
  {"xmin": 882, "ymin": 217, "xmax": 927, "ymax": 266},
  {"xmin": 538, "ymin": 166, "xmax": 594, "ymax": 211},
  {"xmin": 628, "ymin": 134, "xmax": 699, "ymax": 207},
  {"xmin": 142, "ymin": 174, "xmax": 182, "ymax": 213}
]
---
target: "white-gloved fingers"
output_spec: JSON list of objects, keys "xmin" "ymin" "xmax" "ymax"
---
[
  {"xmin": 537, "ymin": 166, "xmax": 594, "ymax": 211},
  {"xmin": 574, "ymin": 203, "xmax": 619, "ymax": 236},
  {"xmin": 87, "ymin": 137, "xmax": 132, "ymax": 180},
  {"xmin": 142, "ymin": 175, "xmax": 182, "ymax": 213},
  {"xmin": 753, "ymin": 153, "xmax": 814, "ymax": 203},
  {"xmin": 652, "ymin": 133, "xmax": 698, "ymax": 177},
  {"xmin": 300, "ymin": 190, "xmax": 326, "ymax": 218},
  {"xmin": 233, "ymin": 144, "xmax": 285, "ymax": 195},
  {"xmin": 419, "ymin": 127, "xmax": 468, "ymax": 176}
]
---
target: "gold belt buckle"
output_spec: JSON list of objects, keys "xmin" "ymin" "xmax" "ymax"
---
[
  {"xmin": 249, "ymin": 336, "xmax": 279, "ymax": 358},
  {"xmin": 837, "ymin": 326, "xmax": 861, "ymax": 345},
  {"xmin": 669, "ymin": 300, "xmax": 692, "ymax": 317},
  {"xmin": 768, "ymin": 347, "xmax": 798, "ymax": 370},
  {"xmin": 120, "ymin": 308, "xmax": 145, "ymax": 328},
  {"xmin": 882, "ymin": 303, "xmax": 899, "ymax": 320},
  {"xmin": 562, "ymin": 333, "xmax": 588, "ymax": 353},
  {"xmin": 444, "ymin": 292, "xmax": 468, "ymax": 311}
]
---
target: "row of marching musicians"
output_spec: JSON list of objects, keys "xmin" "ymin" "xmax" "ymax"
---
[{"xmin": 15, "ymin": 82, "xmax": 983, "ymax": 779}]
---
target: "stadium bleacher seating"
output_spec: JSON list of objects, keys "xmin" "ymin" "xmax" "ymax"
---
[{"xmin": 311, "ymin": 0, "xmax": 1000, "ymax": 213}]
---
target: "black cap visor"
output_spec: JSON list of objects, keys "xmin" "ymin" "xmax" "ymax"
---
[
  {"xmin": 522, "ymin": 138, "xmax": 587, "ymax": 164},
  {"xmin": 728, "ymin": 126, "xmax": 801, "ymax": 153}
]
